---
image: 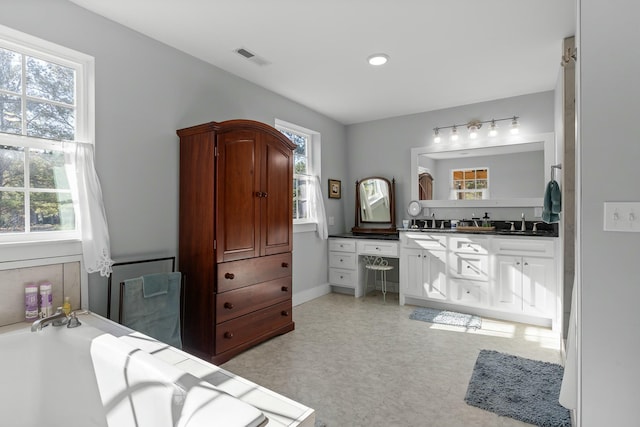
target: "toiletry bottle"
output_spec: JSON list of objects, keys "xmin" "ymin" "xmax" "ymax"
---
[
  {"xmin": 482, "ymin": 212, "xmax": 491, "ymax": 227},
  {"xmin": 25, "ymin": 284, "xmax": 39, "ymax": 321},
  {"xmin": 39, "ymin": 283, "xmax": 53, "ymax": 318},
  {"xmin": 62, "ymin": 296, "xmax": 71, "ymax": 316}
]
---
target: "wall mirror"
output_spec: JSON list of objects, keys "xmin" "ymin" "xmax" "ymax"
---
[
  {"xmin": 352, "ymin": 176, "xmax": 397, "ymax": 234},
  {"xmin": 411, "ymin": 133, "xmax": 555, "ymax": 208}
]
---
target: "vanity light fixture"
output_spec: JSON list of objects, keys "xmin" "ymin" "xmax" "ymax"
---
[
  {"xmin": 432, "ymin": 115, "xmax": 520, "ymax": 143},
  {"xmin": 367, "ymin": 53, "xmax": 389, "ymax": 66}
]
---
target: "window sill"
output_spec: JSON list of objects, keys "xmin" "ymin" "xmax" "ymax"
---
[
  {"xmin": 0, "ymin": 239, "xmax": 82, "ymax": 266},
  {"xmin": 294, "ymin": 222, "xmax": 317, "ymax": 234}
]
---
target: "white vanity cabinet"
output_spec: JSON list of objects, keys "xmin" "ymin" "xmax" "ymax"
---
[
  {"xmin": 492, "ymin": 238, "xmax": 556, "ymax": 318},
  {"xmin": 328, "ymin": 238, "xmax": 358, "ymax": 292},
  {"xmin": 400, "ymin": 232, "xmax": 560, "ymax": 329}
]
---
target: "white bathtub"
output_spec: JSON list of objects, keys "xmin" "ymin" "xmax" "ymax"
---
[{"xmin": 0, "ymin": 316, "xmax": 266, "ymax": 427}]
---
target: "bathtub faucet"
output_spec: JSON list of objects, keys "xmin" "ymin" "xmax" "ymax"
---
[{"xmin": 31, "ymin": 307, "xmax": 68, "ymax": 332}]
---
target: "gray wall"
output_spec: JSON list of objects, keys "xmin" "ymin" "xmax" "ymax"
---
[
  {"xmin": 345, "ymin": 91, "xmax": 556, "ymax": 227},
  {"xmin": 579, "ymin": 1, "xmax": 640, "ymax": 425},
  {"xmin": 0, "ymin": 0, "xmax": 347, "ymax": 315}
]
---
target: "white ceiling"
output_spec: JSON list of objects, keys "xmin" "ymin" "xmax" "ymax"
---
[{"xmin": 69, "ymin": 0, "xmax": 576, "ymax": 125}]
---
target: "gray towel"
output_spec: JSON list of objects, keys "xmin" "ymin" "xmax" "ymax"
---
[
  {"xmin": 542, "ymin": 180, "xmax": 561, "ymax": 224},
  {"xmin": 142, "ymin": 272, "xmax": 169, "ymax": 297},
  {"xmin": 122, "ymin": 272, "xmax": 182, "ymax": 349}
]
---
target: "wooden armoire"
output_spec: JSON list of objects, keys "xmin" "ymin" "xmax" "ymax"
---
[{"xmin": 177, "ymin": 119, "xmax": 296, "ymax": 364}]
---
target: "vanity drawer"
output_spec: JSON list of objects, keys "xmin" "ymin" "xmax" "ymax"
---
[
  {"xmin": 449, "ymin": 236, "xmax": 489, "ymax": 254},
  {"xmin": 357, "ymin": 240, "xmax": 398, "ymax": 257},
  {"xmin": 329, "ymin": 239, "xmax": 356, "ymax": 253},
  {"xmin": 217, "ymin": 253, "xmax": 292, "ymax": 292},
  {"xmin": 450, "ymin": 279, "xmax": 489, "ymax": 307},
  {"xmin": 449, "ymin": 252, "xmax": 489, "ymax": 281},
  {"xmin": 492, "ymin": 238, "xmax": 555, "ymax": 257},
  {"xmin": 329, "ymin": 268, "xmax": 357, "ymax": 288},
  {"xmin": 402, "ymin": 233, "xmax": 447, "ymax": 250},
  {"xmin": 215, "ymin": 300, "xmax": 292, "ymax": 354},
  {"xmin": 329, "ymin": 252, "xmax": 357, "ymax": 269},
  {"xmin": 215, "ymin": 277, "xmax": 292, "ymax": 324}
]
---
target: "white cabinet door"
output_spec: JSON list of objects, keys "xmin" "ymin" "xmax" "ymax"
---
[
  {"xmin": 494, "ymin": 255, "xmax": 523, "ymax": 311},
  {"xmin": 404, "ymin": 248, "xmax": 447, "ymax": 300},
  {"xmin": 522, "ymin": 257, "xmax": 554, "ymax": 317}
]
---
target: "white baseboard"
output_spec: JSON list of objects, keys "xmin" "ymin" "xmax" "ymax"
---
[{"xmin": 293, "ymin": 282, "xmax": 331, "ymax": 306}]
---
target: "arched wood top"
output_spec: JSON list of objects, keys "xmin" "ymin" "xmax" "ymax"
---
[{"xmin": 177, "ymin": 119, "xmax": 297, "ymax": 151}]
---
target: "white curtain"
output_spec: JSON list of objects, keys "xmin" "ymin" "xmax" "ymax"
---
[
  {"xmin": 309, "ymin": 175, "xmax": 328, "ymax": 240},
  {"xmin": 65, "ymin": 142, "xmax": 114, "ymax": 277}
]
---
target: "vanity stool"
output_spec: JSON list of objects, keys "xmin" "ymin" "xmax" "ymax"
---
[{"xmin": 363, "ymin": 256, "xmax": 394, "ymax": 303}]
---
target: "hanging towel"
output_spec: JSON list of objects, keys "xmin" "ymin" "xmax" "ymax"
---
[
  {"xmin": 142, "ymin": 272, "xmax": 170, "ymax": 297},
  {"xmin": 542, "ymin": 180, "xmax": 561, "ymax": 223},
  {"xmin": 121, "ymin": 272, "xmax": 182, "ymax": 349}
]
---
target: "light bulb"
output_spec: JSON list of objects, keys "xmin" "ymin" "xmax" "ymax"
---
[
  {"xmin": 433, "ymin": 128, "xmax": 441, "ymax": 144},
  {"xmin": 451, "ymin": 126, "xmax": 459, "ymax": 141},
  {"xmin": 468, "ymin": 125, "xmax": 479, "ymax": 139},
  {"xmin": 488, "ymin": 120, "xmax": 498, "ymax": 137},
  {"xmin": 367, "ymin": 54, "xmax": 389, "ymax": 66},
  {"xmin": 510, "ymin": 116, "xmax": 520, "ymax": 135}
]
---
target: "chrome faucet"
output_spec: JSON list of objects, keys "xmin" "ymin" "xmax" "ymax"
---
[
  {"xmin": 431, "ymin": 212, "xmax": 436, "ymax": 228},
  {"xmin": 521, "ymin": 212, "xmax": 526, "ymax": 231},
  {"xmin": 31, "ymin": 307, "xmax": 68, "ymax": 332}
]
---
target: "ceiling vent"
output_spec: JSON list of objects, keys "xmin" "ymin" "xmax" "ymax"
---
[{"xmin": 235, "ymin": 47, "xmax": 270, "ymax": 66}]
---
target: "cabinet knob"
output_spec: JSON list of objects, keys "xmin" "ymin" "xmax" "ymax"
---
[
  {"xmin": 340, "ymin": 275, "xmax": 344, "ymax": 279},
  {"xmin": 223, "ymin": 302, "xmax": 234, "ymax": 309},
  {"xmin": 516, "ymin": 262, "xmax": 521, "ymax": 266},
  {"xmin": 281, "ymin": 262, "xmax": 289, "ymax": 268},
  {"xmin": 224, "ymin": 331, "xmax": 234, "ymax": 339},
  {"xmin": 339, "ymin": 258, "xmax": 343, "ymax": 262},
  {"xmin": 466, "ymin": 265, "xmax": 471, "ymax": 269},
  {"xmin": 281, "ymin": 310, "xmax": 289, "ymax": 316},
  {"xmin": 375, "ymin": 247, "xmax": 380, "ymax": 250},
  {"xmin": 224, "ymin": 272, "xmax": 235, "ymax": 279},
  {"xmin": 281, "ymin": 286, "xmax": 289, "ymax": 292},
  {"xmin": 524, "ymin": 262, "xmax": 529, "ymax": 266}
]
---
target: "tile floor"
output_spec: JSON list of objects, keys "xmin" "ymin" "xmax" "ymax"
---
[{"xmin": 221, "ymin": 292, "xmax": 563, "ymax": 427}]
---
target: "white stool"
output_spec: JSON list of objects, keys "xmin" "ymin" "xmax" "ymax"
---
[{"xmin": 363, "ymin": 256, "xmax": 394, "ymax": 303}]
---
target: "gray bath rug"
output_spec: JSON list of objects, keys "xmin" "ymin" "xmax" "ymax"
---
[
  {"xmin": 465, "ymin": 350, "xmax": 571, "ymax": 427},
  {"xmin": 409, "ymin": 307, "xmax": 482, "ymax": 329},
  {"xmin": 314, "ymin": 420, "xmax": 326, "ymax": 427}
]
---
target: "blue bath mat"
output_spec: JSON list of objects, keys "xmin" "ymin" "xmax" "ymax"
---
[
  {"xmin": 409, "ymin": 307, "xmax": 482, "ymax": 329},
  {"xmin": 465, "ymin": 350, "xmax": 571, "ymax": 427}
]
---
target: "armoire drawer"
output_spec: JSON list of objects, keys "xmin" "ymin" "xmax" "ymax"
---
[
  {"xmin": 215, "ymin": 300, "xmax": 292, "ymax": 354},
  {"xmin": 215, "ymin": 277, "xmax": 292, "ymax": 324},
  {"xmin": 217, "ymin": 252, "xmax": 292, "ymax": 292}
]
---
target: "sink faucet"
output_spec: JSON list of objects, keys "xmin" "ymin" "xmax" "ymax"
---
[
  {"xmin": 521, "ymin": 212, "xmax": 526, "ymax": 231},
  {"xmin": 431, "ymin": 212, "xmax": 436, "ymax": 228},
  {"xmin": 31, "ymin": 307, "xmax": 68, "ymax": 332}
]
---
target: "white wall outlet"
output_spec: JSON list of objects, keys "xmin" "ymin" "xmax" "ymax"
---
[
  {"xmin": 328, "ymin": 216, "xmax": 335, "ymax": 226},
  {"xmin": 603, "ymin": 202, "xmax": 640, "ymax": 232}
]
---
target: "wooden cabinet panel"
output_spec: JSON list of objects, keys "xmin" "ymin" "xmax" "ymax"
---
[
  {"xmin": 217, "ymin": 252, "xmax": 292, "ymax": 292},
  {"xmin": 216, "ymin": 277, "xmax": 292, "ymax": 324},
  {"xmin": 215, "ymin": 300, "xmax": 293, "ymax": 354}
]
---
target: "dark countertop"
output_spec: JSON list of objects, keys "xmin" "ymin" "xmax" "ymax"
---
[{"xmin": 329, "ymin": 232, "xmax": 400, "ymax": 240}]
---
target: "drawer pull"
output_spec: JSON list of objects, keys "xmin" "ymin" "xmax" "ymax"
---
[
  {"xmin": 281, "ymin": 310, "xmax": 290, "ymax": 317},
  {"xmin": 281, "ymin": 286, "xmax": 289, "ymax": 292},
  {"xmin": 281, "ymin": 262, "xmax": 289, "ymax": 268},
  {"xmin": 224, "ymin": 272, "xmax": 235, "ymax": 280},
  {"xmin": 224, "ymin": 331, "xmax": 234, "ymax": 339},
  {"xmin": 340, "ymin": 258, "xmax": 344, "ymax": 262},
  {"xmin": 223, "ymin": 302, "xmax": 234, "ymax": 309},
  {"xmin": 340, "ymin": 275, "xmax": 344, "ymax": 279}
]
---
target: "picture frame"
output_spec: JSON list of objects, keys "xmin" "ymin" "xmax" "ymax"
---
[{"xmin": 328, "ymin": 179, "xmax": 341, "ymax": 199}]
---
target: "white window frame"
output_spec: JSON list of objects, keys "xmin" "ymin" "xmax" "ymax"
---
[
  {"xmin": 275, "ymin": 119, "xmax": 321, "ymax": 233},
  {"xmin": 0, "ymin": 24, "xmax": 94, "ymax": 253}
]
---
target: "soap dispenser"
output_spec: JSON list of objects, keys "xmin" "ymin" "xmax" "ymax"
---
[{"xmin": 482, "ymin": 212, "xmax": 491, "ymax": 227}]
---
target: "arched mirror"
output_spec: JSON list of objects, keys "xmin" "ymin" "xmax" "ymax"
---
[{"xmin": 352, "ymin": 176, "xmax": 396, "ymax": 234}]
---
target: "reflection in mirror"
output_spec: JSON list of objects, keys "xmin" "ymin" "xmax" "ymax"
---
[
  {"xmin": 411, "ymin": 133, "xmax": 554, "ymax": 207},
  {"xmin": 352, "ymin": 176, "xmax": 396, "ymax": 235},
  {"xmin": 359, "ymin": 178, "xmax": 391, "ymax": 222}
]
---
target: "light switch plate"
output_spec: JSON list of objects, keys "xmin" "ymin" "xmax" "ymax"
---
[
  {"xmin": 328, "ymin": 216, "xmax": 335, "ymax": 226},
  {"xmin": 603, "ymin": 202, "xmax": 640, "ymax": 232}
]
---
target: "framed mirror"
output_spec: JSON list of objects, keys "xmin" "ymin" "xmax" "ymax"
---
[
  {"xmin": 411, "ymin": 132, "xmax": 555, "ymax": 208},
  {"xmin": 352, "ymin": 176, "xmax": 396, "ymax": 234}
]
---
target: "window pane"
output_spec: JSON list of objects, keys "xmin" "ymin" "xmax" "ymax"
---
[
  {"xmin": 0, "ymin": 47, "xmax": 22, "ymax": 93},
  {"xmin": 29, "ymin": 191, "xmax": 74, "ymax": 232},
  {"xmin": 26, "ymin": 56, "xmax": 75, "ymax": 105},
  {"xmin": 26, "ymin": 100, "xmax": 75, "ymax": 140},
  {"xmin": 476, "ymin": 169, "xmax": 488, "ymax": 179},
  {"xmin": 465, "ymin": 181, "xmax": 476, "ymax": 190},
  {"xmin": 453, "ymin": 171, "xmax": 463, "ymax": 180},
  {"xmin": 0, "ymin": 190, "xmax": 24, "ymax": 232},
  {"xmin": 476, "ymin": 180, "xmax": 488, "ymax": 189},
  {"xmin": 0, "ymin": 93, "xmax": 22, "ymax": 135},
  {"xmin": 29, "ymin": 148, "xmax": 69, "ymax": 189},
  {"xmin": 0, "ymin": 145, "xmax": 24, "ymax": 187},
  {"xmin": 464, "ymin": 170, "xmax": 476, "ymax": 180},
  {"xmin": 453, "ymin": 180, "xmax": 463, "ymax": 190},
  {"xmin": 294, "ymin": 155, "xmax": 307, "ymax": 174}
]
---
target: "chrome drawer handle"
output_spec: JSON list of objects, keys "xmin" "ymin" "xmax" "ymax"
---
[
  {"xmin": 224, "ymin": 272, "xmax": 235, "ymax": 279},
  {"xmin": 223, "ymin": 302, "xmax": 234, "ymax": 309}
]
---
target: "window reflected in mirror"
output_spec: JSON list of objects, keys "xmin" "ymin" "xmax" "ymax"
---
[
  {"xmin": 359, "ymin": 178, "xmax": 390, "ymax": 222},
  {"xmin": 452, "ymin": 168, "xmax": 489, "ymax": 200}
]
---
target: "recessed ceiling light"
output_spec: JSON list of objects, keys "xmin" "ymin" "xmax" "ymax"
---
[{"xmin": 367, "ymin": 53, "xmax": 389, "ymax": 66}]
